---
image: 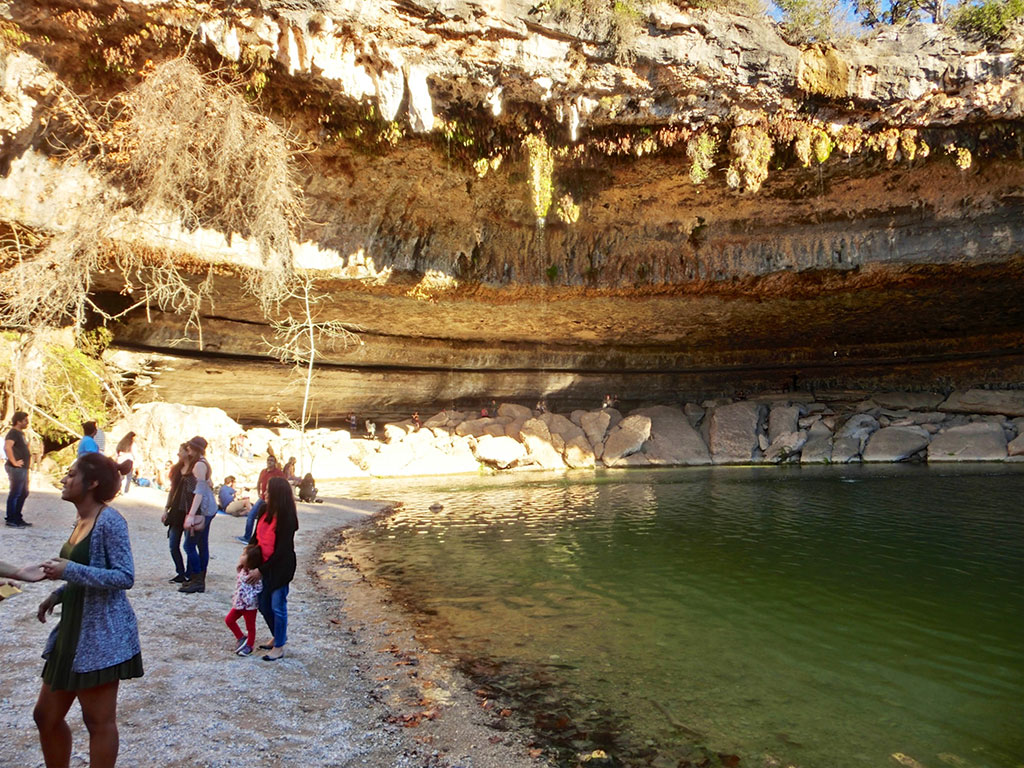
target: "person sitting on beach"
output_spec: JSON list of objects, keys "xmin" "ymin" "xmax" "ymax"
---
[
  {"xmin": 218, "ymin": 476, "xmax": 251, "ymax": 517},
  {"xmin": 77, "ymin": 422, "xmax": 100, "ymax": 457},
  {"xmin": 297, "ymin": 473, "xmax": 318, "ymax": 503},
  {"xmin": 34, "ymin": 453, "xmax": 143, "ymax": 768},
  {"xmin": 237, "ymin": 455, "xmax": 286, "ymax": 544},
  {"xmin": 225, "ymin": 545, "xmax": 263, "ymax": 657}
]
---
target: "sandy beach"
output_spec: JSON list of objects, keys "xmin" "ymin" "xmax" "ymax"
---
[{"xmin": 0, "ymin": 476, "xmax": 541, "ymax": 768}]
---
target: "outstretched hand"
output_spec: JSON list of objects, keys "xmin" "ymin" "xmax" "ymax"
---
[{"xmin": 14, "ymin": 564, "xmax": 45, "ymax": 582}]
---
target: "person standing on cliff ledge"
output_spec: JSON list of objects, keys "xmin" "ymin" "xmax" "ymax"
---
[{"xmin": 5, "ymin": 411, "xmax": 32, "ymax": 528}]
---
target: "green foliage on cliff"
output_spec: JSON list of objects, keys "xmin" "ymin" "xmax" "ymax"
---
[
  {"xmin": 950, "ymin": 0, "xmax": 1024, "ymax": 38},
  {"xmin": 38, "ymin": 345, "xmax": 106, "ymax": 442},
  {"xmin": 774, "ymin": 0, "xmax": 844, "ymax": 42},
  {"xmin": 524, "ymin": 134, "xmax": 555, "ymax": 224}
]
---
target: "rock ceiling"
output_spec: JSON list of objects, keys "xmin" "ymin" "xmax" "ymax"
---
[{"xmin": 2, "ymin": 0, "xmax": 1024, "ymax": 420}]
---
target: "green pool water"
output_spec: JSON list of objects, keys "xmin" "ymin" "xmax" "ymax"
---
[{"xmin": 341, "ymin": 465, "xmax": 1024, "ymax": 768}]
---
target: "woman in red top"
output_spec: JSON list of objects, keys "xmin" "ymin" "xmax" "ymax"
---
[{"xmin": 245, "ymin": 477, "xmax": 297, "ymax": 661}]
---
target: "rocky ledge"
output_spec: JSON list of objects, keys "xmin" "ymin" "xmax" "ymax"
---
[{"xmin": 104, "ymin": 389, "xmax": 1024, "ymax": 485}]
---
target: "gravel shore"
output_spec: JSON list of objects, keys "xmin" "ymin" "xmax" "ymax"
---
[{"xmin": 0, "ymin": 476, "xmax": 541, "ymax": 768}]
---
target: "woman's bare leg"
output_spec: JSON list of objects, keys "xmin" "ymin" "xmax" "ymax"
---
[
  {"xmin": 78, "ymin": 680, "xmax": 120, "ymax": 768},
  {"xmin": 33, "ymin": 682, "xmax": 76, "ymax": 768}
]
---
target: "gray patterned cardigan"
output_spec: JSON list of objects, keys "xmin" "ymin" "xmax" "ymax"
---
[{"xmin": 42, "ymin": 506, "xmax": 141, "ymax": 673}]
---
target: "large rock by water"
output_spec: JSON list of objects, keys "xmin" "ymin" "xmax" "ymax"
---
[
  {"xmin": 563, "ymin": 435, "xmax": 596, "ymax": 469},
  {"xmin": 927, "ymin": 422, "xmax": 1008, "ymax": 461},
  {"xmin": 768, "ymin": 405, "xmax": 802, "ymax": 444},
  {"xmin": 473, "ymin": 434, "xmax": 528, "ymax": 469},
  {"xmin": 519, "ymin": 418, "xmax": 567, "ymax": 469},
  {"xmin": 602, "ymin": 414, "xmax": 652, "ymax": 466},
  {"xmin": 939, "ymin": 390, "xmax": 1024, "ymax": 418},
  {"xmin": 636, "ymin": 405, "xmax": 711, "ymax": 466},
  {"xmin": 763, "ymin": 430, "xmax": 807, "ymax": 463},
  {"xmin": 800, "ymin": 420, "xmax": 834, "ymax": 463},
  {"xmin": 708, "ymin": 401, "xmax": 763, "ymax": 464},
  {"xmin": 862, "ymin": 426, "xmax": 931, "ymax": 462},
  {"xmin": 580, "ymin": 410, "xmax": 612, "ymax": 448}
]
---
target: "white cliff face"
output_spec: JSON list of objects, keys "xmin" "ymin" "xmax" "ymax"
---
[{"xmin": 183, "ymin": 0, "xmax": 1022, "ymax": 143}]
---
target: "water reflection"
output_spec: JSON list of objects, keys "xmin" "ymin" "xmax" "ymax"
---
[{"xmin": 340, "ymin": 465, "xmax": 1024, "ymax": 768}]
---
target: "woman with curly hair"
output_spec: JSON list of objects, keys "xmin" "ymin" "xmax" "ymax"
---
[{"xmin": 34, "ymin": 452, "xmax": 143, "ymax": 768}]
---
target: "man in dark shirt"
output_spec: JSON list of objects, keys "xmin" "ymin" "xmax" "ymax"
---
[{"xmin": 4, "ymin": 411, "xmax": 32, "ymax": 528}]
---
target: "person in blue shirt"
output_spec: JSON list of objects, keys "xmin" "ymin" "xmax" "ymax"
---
[
  {"xmin": 77, "ymin": 422, "xmax": 100, "ymax": 457},
  {"xmin": 218, "ymin": 476, "xmax": 250, "ymax": 516}
]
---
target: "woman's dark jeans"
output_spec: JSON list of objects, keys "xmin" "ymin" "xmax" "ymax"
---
[
  {"xmin": 168, "ymin": 525, "xmax": 185, "ymax": 577},
  {"xmin": 183, "ymin": 514, "xmax": 214, "ymax": 575}
]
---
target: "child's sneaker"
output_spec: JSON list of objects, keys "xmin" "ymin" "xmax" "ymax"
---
[
  {"xmin": 235, "ymin": 637, "xmax": 247, "ymax": 652},
  {"xmin": 236, "ymin": 644, "xmax": 253, "ymax": 657}
]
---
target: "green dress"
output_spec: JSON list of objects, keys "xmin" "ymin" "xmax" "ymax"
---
[{"xmin": 41, "ymin": 532, "xmax": 144, "ymax": 691}]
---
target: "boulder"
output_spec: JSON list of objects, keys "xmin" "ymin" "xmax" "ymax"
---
[
  {"xmin": 519, "ymin": 418, "xmax": 566, "ymax": 469},
  {"xmin": 939, "ymin": 389, "xmax": 1024, "ymax": 417},
  {"xmin": 368, "ymin": 430, "xmax": 480, "ymax": 476},
  {"xmin": 383, "ymin": 423, "xmax": 410, "ymax": 443},
  {"xmin": 484, "ymin": 423, "xmax": 506, "ymax": 437},
  {"xmin": 602, "ymin": 415, "xmax": 652, "ymax": 466},
  {"xmin": 473, "ymin": 435, "xmax": 528, "ymax": 469},
  {"xmin": 636, "ymin": 405, "xmax": 711, "ymax": 466},
  {"xmin": 540, "ymin": 412, "xmax": 586, "ymax": 443},
  {"xmin": 455, "ymin": 417, "xmax": 493, "ymax": 437},
  {"xmin": 498, "ymin": 403, "xmax": 534, "ymax": 421},
  {"xmin": 800, "ymin": 420, "xmax": 833, "ymax": 463},
  {"xmin": 569, "ymin": 409, "xmax": 588, "ymax": 426},
  {"xmin": 604, "ymin": 407, "xmax": 624, "ymax": 429},
  {"xmin": 563, "ymin": 435, "xmax": 596, "ymax": 469},
  {"xmin": 871, "ymin": 392, "xmax": 946, "ymax": 410},
  {"xmin": 423, "ymin": 410, "xmax": 451, "ymax": 428},
  {"xmin": 1008, "ymin": 433, "xmax": 1024, "ymax": 457},
  {"xmin": 768, "ymin": 405, "xmax": 802, "ymax": 443},
  {"xmin": 580, "ymin": 410, "xmax": 612, "ymax": 447},
  {"xmin": 683, "ymin": 402, "xmax": 705, "ymax": 428},
  {"xmin": 763, "ymin": 430, "xmax": 807, "ymax": 463},
  {"xmin": 836, "ymin": 413, "xmax": 880, "ymax": 451},
  {"xmin": 862, "ymin": 426, "xmax": 931, "ymax": 462},
  {"xmin": 928, "ymin": 422, "xmax": 1008, "ymax": 461},
  {"xmin": 830, "ymin": 436, "xmax": 862, "ymax": 463},
  {"xmin": 109, "ymin": 402, "xmax": 248, "ymax": 483},
  {"xmin": 708, "ymin": 401, "xmax": 763, "ymax": 464},
  {"xmin": 504, "ymin": 418, "xmax": 528, "ymax": 441}
]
